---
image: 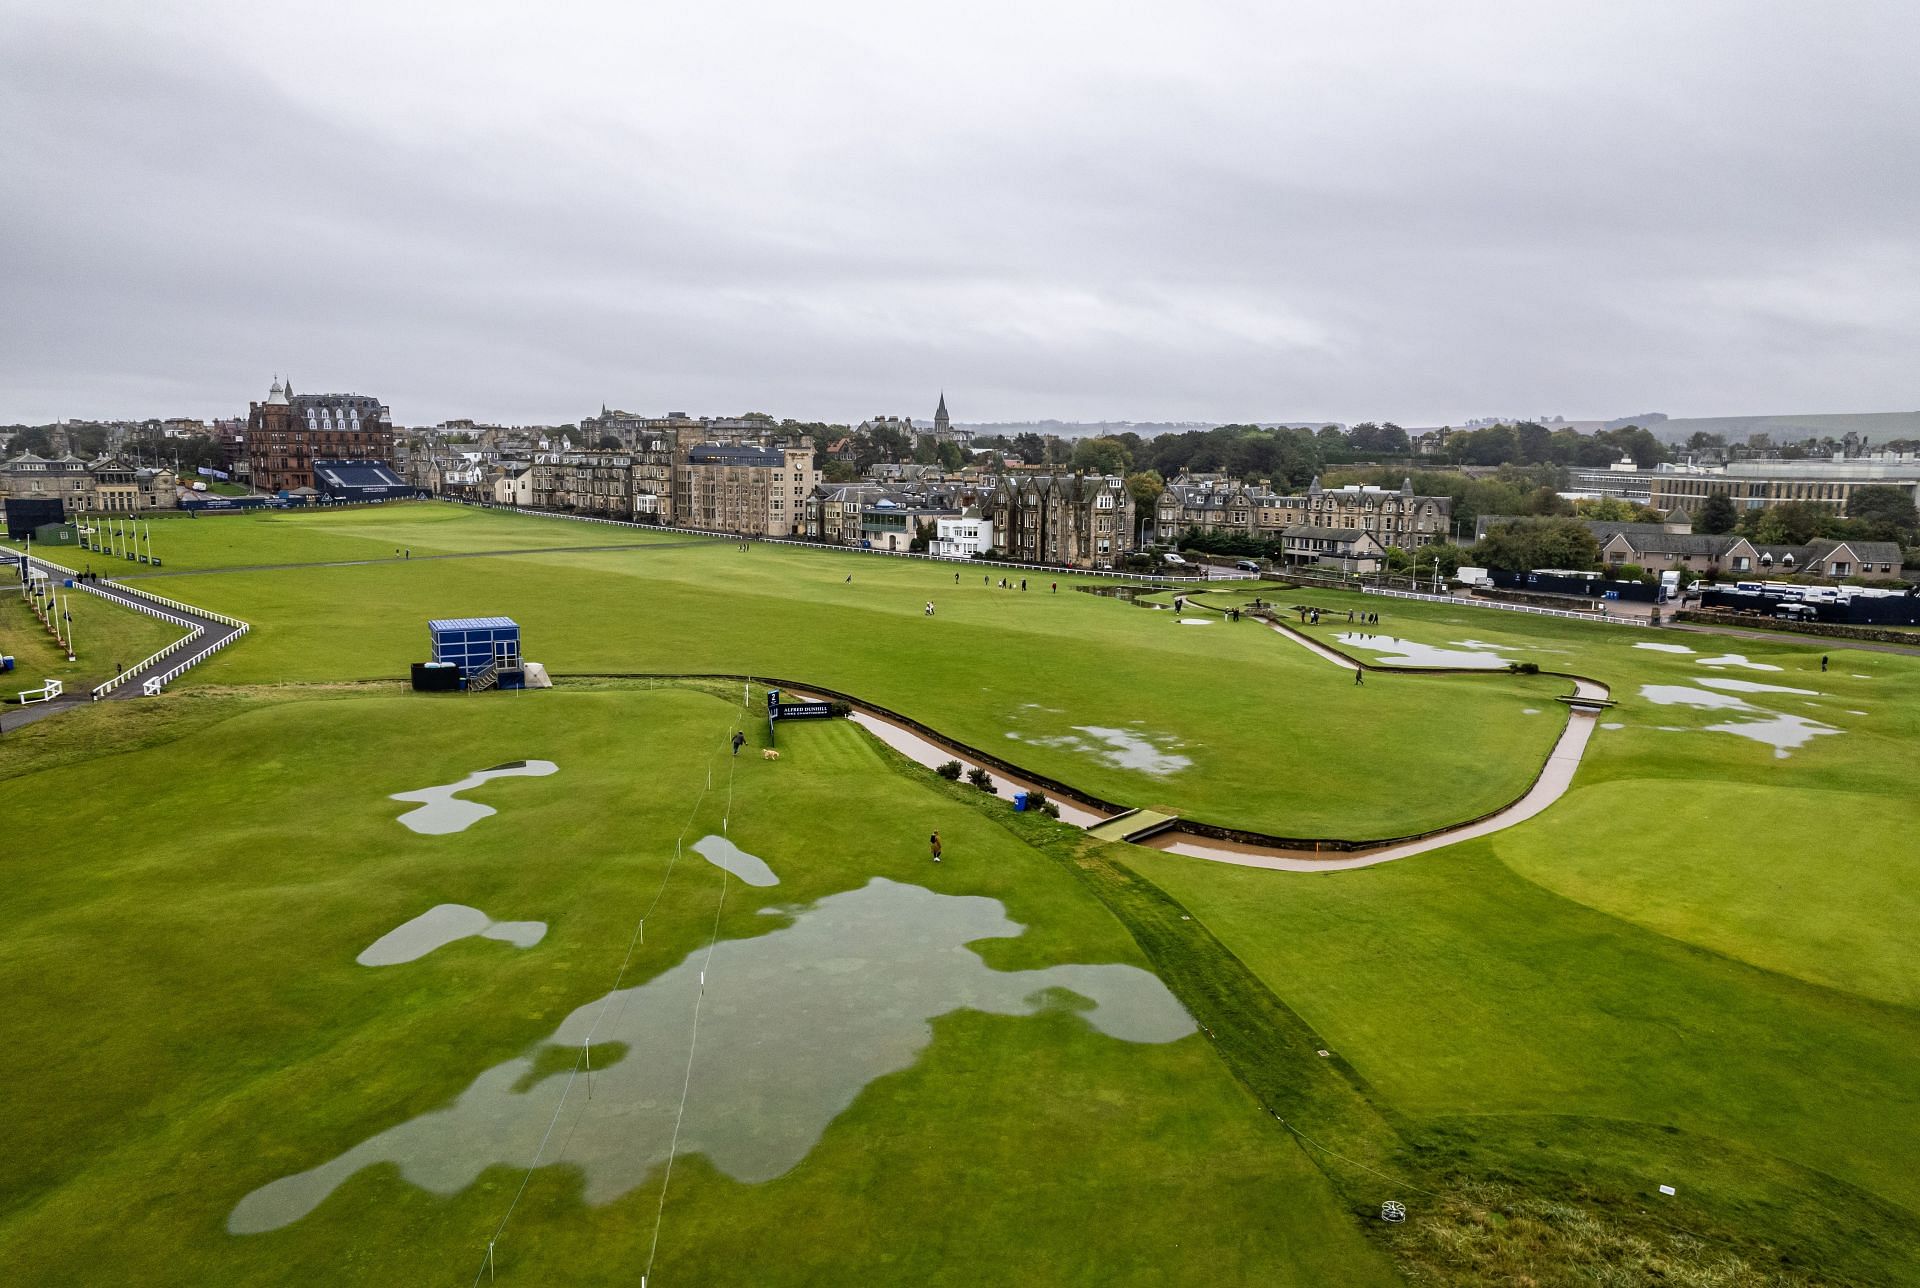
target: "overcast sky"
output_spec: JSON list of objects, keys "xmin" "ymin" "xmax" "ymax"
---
[{"xmin": 5, "ymin": 1, "xmax": 1918, "ymax": 428}]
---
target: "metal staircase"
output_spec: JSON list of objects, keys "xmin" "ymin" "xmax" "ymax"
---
[{"xmin": 467, "ymin": 658, "xmax": 500, "ymax": 693}]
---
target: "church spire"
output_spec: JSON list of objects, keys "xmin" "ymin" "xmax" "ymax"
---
[{"xmin": 934, "ymin": 390, "xmax": 950, "ymax": 435}]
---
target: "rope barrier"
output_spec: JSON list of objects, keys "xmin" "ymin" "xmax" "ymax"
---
[{"xmin": 469, "ymin": 703, "xmax": 745, "ymax": 1285}]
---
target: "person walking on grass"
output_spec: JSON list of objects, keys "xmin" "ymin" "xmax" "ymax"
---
[
  {"xmin": 925, "ymin": 600, "xmax": 934, "ymax": 616},
  {"xmin": 1354, "ymin": 667, "xmax": 1364, "ymax": 687},
  {"xmin": 1821, "ymin": 655, "xmax": 1829, "ymax": 672},
  {"xmin": 930, "ymin": 831, "xmax": 942, "ymax": 863},
  {"xmin": 731, "ymin": 730, "xmax": 746, "ymax": 756}
]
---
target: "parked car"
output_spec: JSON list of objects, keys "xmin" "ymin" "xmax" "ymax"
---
[
  {"xmin": 1234, "ymin": 559, "xmax": 1261, "ymax": 573},
  {"xmin": 1160, "ymin": 552, "xmax": 1188, "ymax": 566}
]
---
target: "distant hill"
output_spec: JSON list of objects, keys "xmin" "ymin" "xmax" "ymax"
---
[{"xmin": 1644, "ymin": 411, "xmax": 1920, "ymax": 446}]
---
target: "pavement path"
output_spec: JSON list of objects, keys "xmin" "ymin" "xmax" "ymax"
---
[
  {"xmin": 821, "ymin": 623, "xmax": 1611, "ymax": 875},
  {"xmin": 1, "ymin": 556, "xmax": 242, "ymax": 735}
]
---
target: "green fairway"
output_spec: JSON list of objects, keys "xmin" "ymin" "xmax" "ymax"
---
[
  {"xmin": 117, "ymin": 504, "xmax": 1568, "ymax": 841},
  {"xmin": 0, "ymin": 686, "xmax": 1394, "ymax": 1286}
]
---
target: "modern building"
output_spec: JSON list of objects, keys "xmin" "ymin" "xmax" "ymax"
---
[
  {"xmin": 246, "ymin": 378, "xmax": 394, "ymax": 493},
  {"xmin": 931, "ymin": 513, "xmax": 995, "ymax": 558},
  {"xmin": 1570, "ymin": 453, "xmax": 1920, "ymax": 516}
]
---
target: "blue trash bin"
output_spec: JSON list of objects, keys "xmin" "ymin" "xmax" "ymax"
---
[{"xmin": 1012, "ymin": 791, "xmax": 1030, "ymax": 812}]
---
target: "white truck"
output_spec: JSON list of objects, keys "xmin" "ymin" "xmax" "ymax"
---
[{"xmin": 1453, "ymin": 566, "xmax": 1493, "ymax": 589}]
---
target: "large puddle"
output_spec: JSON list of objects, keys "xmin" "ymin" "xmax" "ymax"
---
[
  {"xmin": 1333, "ymin": 633, "xmax": 1512, "ymax": 668},
  {"xmin": 390, "ymin": 760, "xmax": 558, "ymax": 834},
  {"xmin": 691, "ymin": 835, "xmax": 779, "ymax": 887},
  {"xmin": 1638, "ymin": 684, "xmax": 1841, "ymax": 758},
  {"xmin": 357, "ymin": 904, "xmax": 547, "ymax": 966},
  {"xmin": 230, "ymin": 877, "xmax": 1192, "ymax": 1234},
  {"xmin": 1006, "ymin": 721, "xmax": 1193, "ymax": 777},
  {"xmin": 1696, "ymin": 654, "xmax": 1783, "ymax": 672}
]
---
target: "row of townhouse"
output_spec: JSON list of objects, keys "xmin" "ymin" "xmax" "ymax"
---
[
  {"xmin": 1154, "ymin": 474, "xmax": 1452, "ymax": 553},
  {"xmin": 479, "ymin": 444, "xmax": 1135, "ymax": 567},
  {"xmin": 1474, "ymin": 516, "xmax": 1907, "ymax": 581}
]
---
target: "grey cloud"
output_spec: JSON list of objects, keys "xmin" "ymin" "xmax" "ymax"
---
[{"xmin": 4, "ymin": 1, "xmax": 1919, "ymax": 426}]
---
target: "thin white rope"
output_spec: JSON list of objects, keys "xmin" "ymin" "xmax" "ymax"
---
[
  {"xmin": 642, "ymin": 738, "xmax": 739, "ymax": 1286},
  {"xmin": 469, "ymin": 706, "xmax": 741, "ymax": 1285}
]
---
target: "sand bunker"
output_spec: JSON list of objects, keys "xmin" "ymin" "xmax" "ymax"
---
[
  {"xmin": 1696, "ymin": 654, "xmax": 1783, "ymax": 672},
  {"xmin": 390, "ymin": 760, "xmax": 558, "ymax": 834},
  {"xmin": 690, "ymin": 835, "xmax": 779, "ymax": 887},
  {"xmin": 1178, "ymin": 618, "xmax": 1213, "ymax": 625},
  {"xmin": 229, "ymin": 877, "xmax": 1192, "ymax": 1234},
  {"xmin": 357, "ymin": 905, "xmax": 547, "ymax": 966},
  {"xmin": 1334, "ymin": 633, "xmax": 1511, "ymax": 668},
  {"xmin": 1634, "ymin": 642, "xmax": 1695, "ymax": 654}
]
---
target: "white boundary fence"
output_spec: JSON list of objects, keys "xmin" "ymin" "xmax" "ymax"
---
[
  {"xmin": 22, "ymin": 553, "xmax": 252, "ymax": 698},
  {"xmin": 445, "ymin": 498, "xmax": 1260, "ymax": 584},
  {"xmin": 1361, "ymin": 585, "xmax": 1644, "ymax": 625}
]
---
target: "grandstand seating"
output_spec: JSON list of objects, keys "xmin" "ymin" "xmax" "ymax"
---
[{"xmin": 312, "ymin": 459, "xmax": 409, "ymax": 500}]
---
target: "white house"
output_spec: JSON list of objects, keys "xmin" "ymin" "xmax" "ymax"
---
[{"xmin": 931, "ymin": 513, "xmax": 996, "ymax": 558}]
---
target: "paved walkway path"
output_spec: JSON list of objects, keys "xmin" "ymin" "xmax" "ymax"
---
[
  {"xmin": 1, "ymin": 556, "xmax": 242, "ymax": 735},
  {"xmin": 822, "ymin": 624, "xmax": 1611, "ymax": 874}
]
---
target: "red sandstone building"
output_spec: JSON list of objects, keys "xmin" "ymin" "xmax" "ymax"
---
[{"xmin": 245, "ymin": 377, "xmax": 394, "ymax": 493}]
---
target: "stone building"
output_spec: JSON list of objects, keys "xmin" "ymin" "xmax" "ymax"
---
[
  {"xmin": 246, "ymin": 377, "xmax": 394, "ymax": 493},
  {"xmin": 531, "ymin": 450, "xmax": 633, "ymax": 516},
  {"xmin": 629, "ymin": 432, "xmax": 679, "ymax": 523},
  {"xmin": 675, "ymin": 442, "xmax": 819, "ymax": 537},
  {"xmin": 0, "ymin": 452, "xmax": 177, "ymax": 515},
  {"xmin": 1156, "ymin": 474, "xmax": 1450, "ymax": 548},
  {"xmin": 985, "ymin": 473, "xmax": 1135, "ymax": 567},
  {"xmin": 0, "ymin": 452, "xmax": 100, "ymax": 516}
]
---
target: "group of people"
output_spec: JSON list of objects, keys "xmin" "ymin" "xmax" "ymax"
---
[{"xmin": 392, "ymin": 548, "xmax": 411, "ymax": 559}]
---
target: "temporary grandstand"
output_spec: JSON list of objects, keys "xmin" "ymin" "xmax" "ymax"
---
[{"xmin": 311, "ymin": 459, "xmax": 411, "ymax": 501}]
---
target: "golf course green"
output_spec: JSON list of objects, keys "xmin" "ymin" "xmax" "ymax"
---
[{"xmin": 3, "ymin": 501, "xmax": 1915, "ymax": 1286}]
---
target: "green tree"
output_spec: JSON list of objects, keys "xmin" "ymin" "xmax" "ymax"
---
[
  {"xmin": 934, "ymin": 439, "xmax": 965, "ymax": 472},
  {"xmin": 1473, "ymin": 518, "xmax": 1601, "ymax": 573},
  {"xmin": 1697, "ymin": 493, "xmax": 1738, "ymax": 534},
  {"xmin": 1070, "ymin": 436, "xmax": 1134, "ymax": 475},
  {"xmin": 1739, "ymin": 500, "xmax": 1831, "ymax": 546},
  {"xmin": 1846, "ymin": 485, "xmax": 1920, "ymax": 542}
]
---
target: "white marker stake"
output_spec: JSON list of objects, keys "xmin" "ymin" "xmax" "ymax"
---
[{"xmin": 487, "ymin": 1241, "xmax": 496, "ymax": 1282}]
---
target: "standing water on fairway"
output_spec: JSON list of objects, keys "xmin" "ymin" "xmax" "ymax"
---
[
  {"xmin": 228, "ymin": 877, "xmax": 1193, "ymax": 1233},
  {"xmin": 691, "ymin": 835, "xmax": 780, "ymax": 886},
  {"xmin": 1334, "ymin": 634, "xmax": 1512, "ymax": 668},
  {"xmin": 389, "ymin": 760, "xmax": 558, "ymax": 834},
  {"xmin": 357, "ymin": 905, "xmax": 547, "ymax": 966}
]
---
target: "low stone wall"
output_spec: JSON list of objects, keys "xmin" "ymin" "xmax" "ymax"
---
[{"xmin": 1672, "ymin": 610, "xmax": 1920, "ymax": 645}]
